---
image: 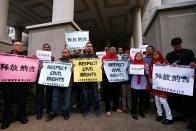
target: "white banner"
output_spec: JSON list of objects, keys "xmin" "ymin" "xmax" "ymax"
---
[
  {"xmin": 129, "ymin": 64, "xmax": 144, "ymax": 75},
  {"xmin": 38, "ymin": 61, "xmax": 72, "ymax": 87},
  {"xmin": 96, "ymin": 51, "xmax": 106, "ymax": 58},
  {"xmin": 36, "ymin": 50, "xmax": 51, "ymax": 61},
  {"xmin": 130, "ymin": 48, "xmax": 141, "ymax": 59},
  {"xmin": 65, "ymin": 31, "xmax": 89, "ymax": 50},
  {"xmin": 152, "ymin": 64, "xmax": 195, "ymax": 96},
  {"xmin": 104, "ymin": 60, "xmax": 128, "ymax": 82},
  {"xmin": 139, "ymin": 45, "xmax": 148, "ymax": 53}
]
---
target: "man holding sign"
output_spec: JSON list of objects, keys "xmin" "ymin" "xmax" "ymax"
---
[
  {"xmin": 102, "ymin": 47, "xmax": 123, "ymax": 117},
  {"xmin": 76, "ymin": 42, "xmax": 101, "ymax": 117},
  {"xmin": 166, "ymin": 37, "xmax": 195, "ymax": 126},
  {"xmin": 45, "ymin": 48, "xmax": 73, "ymax": 121},
  {"xmin": 1, "ymin": 40, "xmax": 38, "ymax": 129},
  {"xmin": 34, "ymin": 43, "xmax": 55, "ymax": 120}
]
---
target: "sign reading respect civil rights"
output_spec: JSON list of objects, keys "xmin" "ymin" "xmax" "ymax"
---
[
  {"xmin": 104, "ymin": 60, "xmax": 128, "ymax": 82},
  {"xmin": 0, "ymin": 52, "xmax": 39, "ymax": 82},
  {"xmin": 152, "ymin": 64, "xmax": 195, "ymax": 96},
  {"xmin": 73, "ymin": 58, "xmax": 102, "ymax": 82},
  {"xmin": 38, "ymin": 61, "xmax": 72, "ymax": 87},
  {"xmin": 65, "ymin": 31, "xmax": 89, "ymax": 50}
]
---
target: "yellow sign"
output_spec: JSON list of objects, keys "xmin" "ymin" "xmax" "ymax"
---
[{"xmin": 73, "ymin": 58, "xmax": 102, "ymax": 82}]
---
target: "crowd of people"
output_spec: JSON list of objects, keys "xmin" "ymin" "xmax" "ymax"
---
[{"xmin": 0, "ymin": 37, "xmax": 196, "ymax": 130}]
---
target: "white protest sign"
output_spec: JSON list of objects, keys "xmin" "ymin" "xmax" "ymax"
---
[
  {"xmin": 139, "ymin": 45, "xmax": 148, "ymax": 53},
  {"xmin": 36, "ymin": 50, "xmax": 51, "ymax": 61},
  {"xmin": 65, "ymin": 31, "xmax": 89, "ymax": 50},
  {"xmin": 129, "ymin": 64, "xmax": 144, "ymax": 75},
  {"xmin": 38, "ymin": 61, "xmax": 72, "ymax": 87},
  {"xmin": 152, "ymin": 64, "xmax": 195, "ymax": 96},
  {"xmin": 104, "ymin": 60, "xmax": 128, "ymax": 82},
  {"xmin": 130, "ymin": 48, "xmax": 141, "ymax": 59},
  {"xmin": 96, "ymin": 51, "xmax": 106, "ymax": 58}
]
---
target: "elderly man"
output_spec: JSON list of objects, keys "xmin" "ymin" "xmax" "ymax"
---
[{"xmin": 1, "ymin": 40, "xmax": 28, "ymax": 129}]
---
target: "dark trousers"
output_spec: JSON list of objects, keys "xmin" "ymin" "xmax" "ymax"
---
[
  {"xmin": 2, "ymin": 83, "xmax": 28, "ymax": 123},
  {"xmin": 35, "ymin": 83, "xmax": 53, "ymax": 114},
  {"xmin": 72, "ymin": 82, "xmax": 82, "ymax": 104},
  {"xmin": 144, "ymin": 91, "xmax": 151, "ymax": 108},
  {"xmin": 82, "ymin": 83, "xmax": 99, "ymax": 112},
  {"xmin": 131, "ymin": 89, "xmax": 145, "ymax": 114},
  {"xmin": 103, "ymin": 83, "xmax": 120, "ymax": 112}
]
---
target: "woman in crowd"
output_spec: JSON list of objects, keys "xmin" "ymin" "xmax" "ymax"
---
[
  {"xmin": 130, "ymin": 52, "xmax": 147, "ymax": 120},
  {"xmin": 121, "ymin": 54, "xmax": 132, "ymax": 113},
  {"xmin": 148, "ymin": 50, "xmax": 173, "ymax": 124}
]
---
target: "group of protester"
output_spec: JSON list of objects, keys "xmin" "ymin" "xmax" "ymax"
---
[{"xmin": 0, "ymin": 37, "xmax": 196, "ymax": 130}]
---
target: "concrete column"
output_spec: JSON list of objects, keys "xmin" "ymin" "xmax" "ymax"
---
[
  {"xmin": 0, "ymin": 0, "xmax": 9, "ymax": 39},
  {"xmin": 52, "ymin": 0, "xmax": 74, "ymax": 22},
  {"xmin": 130, "ymin": 35, "xmax": 134, "ymax": 48},
  {"xmin": 133, "ymin": 8, "xmax": 143, "ymax": 48},
  {"xmin": 14, "ymin": 27, "xmax": 23, "ymax": 41}
]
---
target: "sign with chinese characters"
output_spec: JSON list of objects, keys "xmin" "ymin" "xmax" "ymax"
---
[
  {"xmin": 96, "ymin": 51, "xmax": 106, "ymax": 58},
  {"xmin": 36, "ymin": 50, "xmax": 51, "ymax": 61},
  {"xmin": 129, "ymin": 64, "xmax": 144, "ymax": 75},
  {"xmin": 152, "ymin": 64, "xmax": 195, "ymax": 96},
  {"xmin": 104, "ymin": 60, "xmax": 128, "ymax": 82},
  {"xmin": 38, "ymin": 61, "xmax": 72, "ymax": 87},
  {"xmin": 130, "ymin": 48, "xmax": 141, "ymax": 59},
  {"xmin": 73, "ymin": 58, "xmax": 102, "ymax": 82},
  {"xmin": 0, "ymin": 52, "xmax": 39, "ymax": 82},
  {"xmin": 65, "ymin": 31, "xmax": 89, "ymax": 50}
]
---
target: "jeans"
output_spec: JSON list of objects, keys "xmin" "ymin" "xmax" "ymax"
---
[
  {"xmin": 82, "ymin": 82, "xmax": 99, "ymax": 112},
  {"xmin": 155, "ymin": 95, "xmax": 172, "ymax": 120},
  {"xmin": 49, "ymin": 86, "xmax": 71, "ymax": 115}
]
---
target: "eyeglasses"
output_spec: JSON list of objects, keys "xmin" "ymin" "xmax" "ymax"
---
[
  {"xmin": 152, "ymin": 52, "xmax": 159, "ymax": 55},
  {"xmin": 15, "ymin": 44, "xmax": 24, "ymax": 47}
]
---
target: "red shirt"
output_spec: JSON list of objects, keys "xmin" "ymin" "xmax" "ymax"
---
[{"xmin": 102, "ymin": 54, "xmax": 118, "ymax": 61}]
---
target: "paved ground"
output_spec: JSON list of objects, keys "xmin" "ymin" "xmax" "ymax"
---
[{"xmin": 2, "ymin": 105, "xmax": 189, "ymax": 131}]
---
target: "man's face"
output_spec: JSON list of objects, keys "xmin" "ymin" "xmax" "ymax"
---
[
  {"xmin": 12, "ymin": 42, "xmax": 24, "ymax": 53},
  {"xmin": 85, "ymin": 43, "xmax": 93, "ymax": 54},
  {"xmin": 118, "ymin": 48, "xmax": 123, "ymax": 54},
  {"xmin": 172, "ymin": 44, "xmax": 182, "ymax": 51},
  {"xmin": 109, "ymin": 47, "xmax": 116, "ymax": 56},
  {"xmin": 146, "ymin": 47, "xmax": 153, "ymax": 56},
  {"xmin": 74, "ymin": 49, "xmax": 81, "ymax": 55},
  {"xmin": 43, "ymin": 45, "xmax": 51, "ymax": 51},
  {"xmin": 61, "ymin": 49, "xmax": 70, "ymax": 58},
  {"xmin": 104, "ymin": 47, "xmax": 109, "ymax": 51}
]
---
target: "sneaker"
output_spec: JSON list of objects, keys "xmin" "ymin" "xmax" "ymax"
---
[
  {"xmin": 156, "ymin": 116, "xmax": 163, "ymax": 122},
  {"xmin": 63, "ymin": 112, "xmax": 70, "ymax": 120},
  {"xmin": 18, "ymin": 118, "xmax": 28, "ymax": 124},
  {"xmin": 46, "ymin": 114, "xmax": 56, "ymax": 121},
  {"xmin": 82, "ymin": 112, "xmax": 88, "ymax": 117},
  {"xmin": 36, "ymin": 112, "xmax": 42, "ymax": 120},
  {"xmin": 1, "ymin": 122, "xmax": 10, "ymax": 129},
  {"xmin": 132, "ymin": 113, "xmax": 138, "ymax": 120},
  {"xmin": 95, "ymin": 110, "xmax": 101, "ymax": 117},
  {"xmin": 139, "ymin": 112, "xmax": 145, "ymax": 118},
  {"xmin": 162, "ymin": 119, "xmax": 173, "ymax": 125}
]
